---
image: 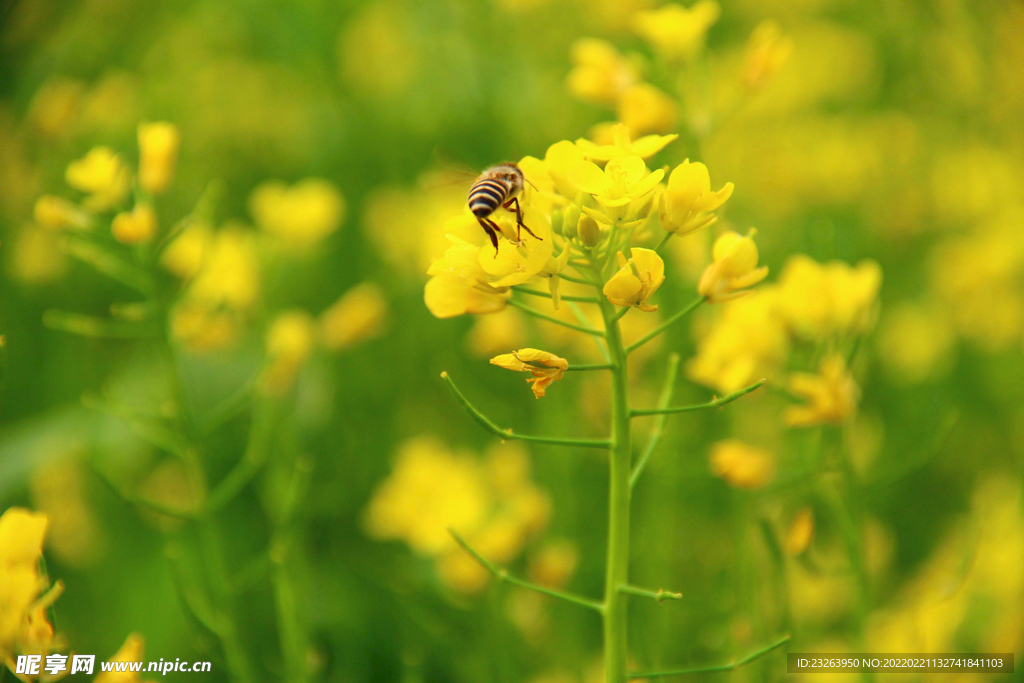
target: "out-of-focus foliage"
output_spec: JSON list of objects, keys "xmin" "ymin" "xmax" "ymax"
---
[{"xmin": 1, "ymin": 0, "xmax": 1022, "ymax": 681}]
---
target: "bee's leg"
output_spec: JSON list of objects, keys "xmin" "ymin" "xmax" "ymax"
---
[
  {"xmin": 478, "ymin": 218, "xmax": 500, "ymax": 256},
  {"xmin": 504, "ymin": 197, "xmax": 540, "ymax": 240}
]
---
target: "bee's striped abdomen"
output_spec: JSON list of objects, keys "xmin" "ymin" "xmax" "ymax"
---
[{"xmin": 469, "ymin": 178, "xmax": 510, "ymax": 218}]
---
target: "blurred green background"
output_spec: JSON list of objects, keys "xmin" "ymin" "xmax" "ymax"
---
[{"xmin": 1, "ymin": 0, "xmax": 1022, "ymax": 681}]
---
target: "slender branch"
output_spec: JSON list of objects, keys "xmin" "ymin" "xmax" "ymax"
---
[
  {"xmin": 509, "ymin": 299, "xmax": 605, "ymax": 337},
  {"xmin": 629, "ymin": 634, "xmax": 791, "ymax": 678},
  {"xmin": 441, "ymin": 372, "xmax": 611, "ymax": 449},
  {"xmin": 654, "ymin": 231, "xmax": 673, "ymax": 253},
  {"xmin": 89, "ymin": 462, "xmax": 199, "ymax": 521},
  {"xmin": 625, "ymin": 296, "xmax": 705, "ymax": 354},
  {"xmin": 630, "ymin": 353, "xmax": 681, "ymax": 488},
  {"xmin": 511, "ymin": 286, "xmax": 599, "ymax": 303},
  {"xmin": 557, "ymin": 271, "xmax": 595, "ymax": 285},
  {"xmin": 619, "ymin": 584, "xmax": 682, "ymax": 603},
  {"xmin": 631, "ymin": 379, "xmax": 765, "ymax": 417},
  {"xmin": 568, "ymin": 301, "xmax": 610, "ymax": 361},
  {"xmin": 449, "ymin": 529, "xmax": 604, "ymax": 612}
]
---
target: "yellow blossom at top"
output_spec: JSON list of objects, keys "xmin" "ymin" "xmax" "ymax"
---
[
  {"xmin": 616, "ymin": 83, "xmax": 679, "ymax": 136},
  {"xmin": 95, "ymin": 634, "xmax": 155, "ymax": 683},
  {"xmin": 111, "ymin": 203, "xmax": 158, "ymax": 244},
  {"xmin": 743, "ymin": 20, "xmax": 793, "ymax": 90},
  {"xmin": 260, "ymin": 311, "xmax": 317, "ymax": 396},
  {"xmin": 660, "ymin": 159, "xmax": 734, "ymax": 235},
  {"xmin": 569, "ymin": 155, "xmax": 664, "ymax": 225},
  {"xmin": 776, "ymin": 255, "xmax": 882, "ymax": 339},
  {"xmin": 530, "ymin": 139, "xmax": 586, "ymax": 199},
  {"xmin": 33, "ymin": 196, "xmax": 90, "ymax": 232},
  {"xmin": 65, "ymin": 147, "xmax": 130, "ymax": 211},
  {"xmin": 425, "ymin": 234, "xmax": 510, "ymax": 318},
  {"xmin": 320, "ymin": 282, "xmax": 387, "ymax": 351},
  {"xmin": 784, "ymin": 354, "xmax": 860, "ymax": 427},
  {"xmin": 603, "ymin": 248, "xmax": 665, "ymax": 312},
  {"xmin": 710, "ymin": 440, "xmax": 774, "ymax": 489},
  {"xmin": 566, "ymin": 38, "xmax": 638, "ymax": 105},
  {"xmin": 632, "ymin": 1, "xmax": 721, "ymax": 63},
  {"xmin": 698, "ymin": 229, "xmax": 768, "ymax": 303},
  {"xmin": 137, "ymin": 122, "xmax": 180, "ymax": 195},
  {"xmin": 576, "ymin": 123, "xmax": 677, "ymax": 163},
  {"xmin": 490, "ymin": 348, "xmax": 569, "ymax": 398},
  {"xmin": 249, "ymin": 178, "xmax": 345, "ymax": 249}
]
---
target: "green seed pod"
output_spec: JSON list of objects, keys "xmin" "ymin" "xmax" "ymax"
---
[{"xmin": 562, "ymin": 204, "xmax": 581, "ymax": 240}]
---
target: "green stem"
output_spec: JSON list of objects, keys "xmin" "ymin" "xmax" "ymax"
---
[
  {"xmin": 597, "ymin": 293, "xmax": 632, "ymax": 683},
  {"xmin": 566, "ymin": 363, "xmax": 614, "ymax": 371},
  {"xmin": 625, "ymin": 296, "xmax": 704, "ymax": 354},
  {"xmin": 449, "ymin": 529, "xmax": 603, "ymax": 612},
  {"xmin": 440, "ymin": 372, "xmax": 611, "ymax": 449},
  {"xmin": 630, "ymin": 354, "xmax": 681, "ymax": 488},
  {"xmin": 629, "ymin": 634, "xmax": 791, "ymax": 678},
  {"xmin": 631, "ymin": 379, "xmax": 765, "ymax": 416},
  {"xmin": 511, "ymin": 286, "xmax": 599, "ymax": 303},
  {"xmin": 619, "ymin": 584, "xmax": 682, "ymax": 602},
  {"xmin": 509, "ymin": 298, "xmax": 605, "ymax": 336}
]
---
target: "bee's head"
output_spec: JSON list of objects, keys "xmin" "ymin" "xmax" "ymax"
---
[{"xmin": 496, "ymin": 162, "xmax": 525, "ymax": 194}]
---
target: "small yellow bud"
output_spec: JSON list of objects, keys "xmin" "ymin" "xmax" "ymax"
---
[
  {"xmin": 34, "ymin": 195, "xmax": 90, "ymax": 231},
  {"xmin": 65, "ymin": 146, "xmax": 130, "ymax": 211},
  {"xmin": 111, "ymin": 203, "xmax": 158, "ymax": 244},
  {"xmin": 785, "ymin": 509, "xmax": 815, "ymax": 555},
  {"xmin": 577, "ymin": 214, "xmax": 601, "ymax": 246},
  {"xmin": 698, "ymin": 229, "xmax": 768, "ymax": 303},
  {"xmin": 138, "ymin": 122, "xmax": 181, "ymax": 195}
]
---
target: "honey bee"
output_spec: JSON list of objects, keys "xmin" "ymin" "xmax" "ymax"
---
[{"xmin": 468, "ymin": 162, "xmax": 540, "ymax": 253}]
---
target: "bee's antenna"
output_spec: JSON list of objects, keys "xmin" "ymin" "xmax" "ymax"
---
[{"xmin": 525, "ymin": 177, "xmax": 539, "ymax": 191}]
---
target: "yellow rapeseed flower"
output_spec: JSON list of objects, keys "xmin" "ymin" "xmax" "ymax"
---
[
  {"xmin": 568, "ymin": 155, "xmax": 664, "ymax": 225},
  {"xmin": 776, "ymin": 255, "xmax": 882, "ymax": 339},
  {"xmin": 249, "ymin": 178, "xmax": 345, "ymax": 249},
  {"xmin": 784, "ymin": 354, "xmax": 860, "ymax": 427},
  {"xmin": 187, "ymin": 226, "xmax": 260, "ymax": 311},
  {"xmin": 425, "ymin": 235, "xmax": 510, "ymax": 318},
  {"xmin": 65, "ymin": 147, "xmax": 130, "ymax": 212},
  {"xmin": 603, "ymin": 248, "xmax": 665, "ymax": 311},
  {"xmin": 877, "ymin": 303, "xmax": 955, "ymax": 384},
  {"xmin": 743, "ymin": 20, "xmax": 793, "ymax": 90},
  {"xmin": 566, "ymin": 39, "xmax": 638, "ymax": 106},
  {"xmin": 160, "ymin": 222, "xmax": 211, "ymax": 280},
  {"xmin": 95, "ymin": 634, "xmax": 155, "ymax": 683},
  {"xmin": 616, "ymin": 83, "xmax": 679, "ymax": 136},
  {"xmin": 698, "ymin": 229, "xmax": 768, "ymax": 303},
  {"xmin": 710, "ymin": 439, "xmax": 774, "ymax": 489},
  {"xmin": 632, "ymin": 1, "xmax": 720, "ymax": 63},
  {"xmin": 490, "ymin": 348, "xmax": 569, "ymax": 398},
  {"xmin": 659, "ymin": 159, "xmax": 734, "ymax": 235},
  {"xmin": 111, "ymin": 203, "xmax": 158, "ymax": 244},
  {"xmin": 260, "ymin": 311, "xmax": 317, "ymax": 396},
  {"xmin": 785, "ymin": 509, "xmax": 815, "ymax": 555},
  {"xmin": 576, "ymin": 123, "xmax": 678, "ymax": 163},
  {"xmin": 320, "ymin": 282, "xmax": 387, "ymax": 351},
  {"xmin": 137, "ymin": 122, "xmax": 180, "ymax": 195},
  {"xmin": 33, "ymin": 196, "xmax": 90, "ymax": 231},
  {"xmin": 528, "ymin": 540, "xmax": 579, "ymax": 589}
]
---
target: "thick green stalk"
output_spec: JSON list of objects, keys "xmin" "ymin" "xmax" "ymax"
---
[{"xmin": 598, "ymin": 295, "xmax": 632, "ymax": 683}]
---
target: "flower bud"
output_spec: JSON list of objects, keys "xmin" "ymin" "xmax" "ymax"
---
[
  {"xmin": 562, "ymin": 204, "xmax": 581, "ymax": 240},
  {"xmin": 578, "ymin": 215, "xmax": 601, "ymax": 247}
]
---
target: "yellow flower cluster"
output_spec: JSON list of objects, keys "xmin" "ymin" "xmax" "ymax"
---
[
  {"xmin": 709, "ymin": 439, "xmax": 775, "ymax": 489},
  {"xmin": 0, "ymin": 508, "xmax": 65, "ymax": 678},
  {"xmin": 364, "ymin": 437, "xmax": 550, "ymax": 593}
]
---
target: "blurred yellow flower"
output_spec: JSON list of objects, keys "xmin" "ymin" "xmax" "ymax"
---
[
  {"xmin": 710, "ymin": 439, "xmax": 774, "ymax": 489},
  {"xmin": 784, "ymin": 354, "xmax": 859, "ymax": 427},
  {"xmin": 575, "ymin": 123, "xmax": 677, "ymax": 163},
  {"xmin": 632, "ymin": 1, "xmax": 720, "ymax": 63},
  {"xmin": 776, "ymin": 255, "xmax": 882, "ymax": 339},
  {"xmin": 687, "ymin": 288, "xmax": 788, "ymax": 393},
  {"xmin": 603, "ymin": 248, "xmax": 665, "ymax": 312},
  {"xmin": 160, "ymin": 222, "xmax": 211, "ymax": 280},
  {"xmin": 569, "ymin": 155, "xmax": 663, "ymax": 225},
  {"xmin": 137, "ymin": 122, "xmax": 180, "ymax": 195},
  {"xmin": 466, "ymin": 308, "xmax": 528, "ymax": 357},
  {"xmin": 8, "ymin": 226, "xmax": 69, "ymax": 285},
  {"xmin": 260, "ymin": 311, "xmax": 316, "ymax": 395},
  {"xmin": 616, "ymin": 83, "xmax": 679, "ymax": 136},
  {"xmin": 0, "ymin": 508, "xmax": 64, "ymax": 668},
  {"xmin": 249, "ymin": 178, "xmax": 345, "ymax": 249},
  {"xmin": 698, "ymin": 229, "xmax": 768, "ymax": 303},
  {"xmin": 111, "ymin": 203, "xmax": 158, "ymax": 244},
  {"xmin": 65, "ymin": 147, "xmax": 130, "ymax": 212},
  {"xmin": 785, "ymin": 509, "xmax": 815, "ymax": 555},
  {"xmin": 33, "ymin": 196, "xmax": 90, "ymax": 231},
  {"xmin": 490, "ymin": 348, "xmax": 569, "ymax": 398},
  {"xmin": 95, "ymin": 634, "xmax": 154, "ymax": 683},
  {"xmin": 743, "ymin": 20, "xmax": 793, "ymax": 90},
  {"xmin": 566, "ymin": 38, "xmax": 638, "ymax": 106},
  {"xmin": 319, "ymin": 282, "xmax": 387, "ymax": 351},
  {"xmin": 529, "ymin": 540, "xmax": 579, "ymax": 589},
  {"xmin": 364, "ymin": 437, "xmax": 548, "ymax": 593},
  {"xmin": 188, "ymin": 226, "xmax": 260, "ymax": 311},
  {"xmin": 31, "ymin": 459, "xmax": 104, "ymax": 568},
  {"xmin": 659, "ymin": 159, "xmax": 734, "ymax": 235},
  {"xmin": 877, "ymin": 303, "xmax": 955, "ymax": 384},
  {"xmin": 339, "ymin": 1, "xmax": 419, "ymax": 99}
]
